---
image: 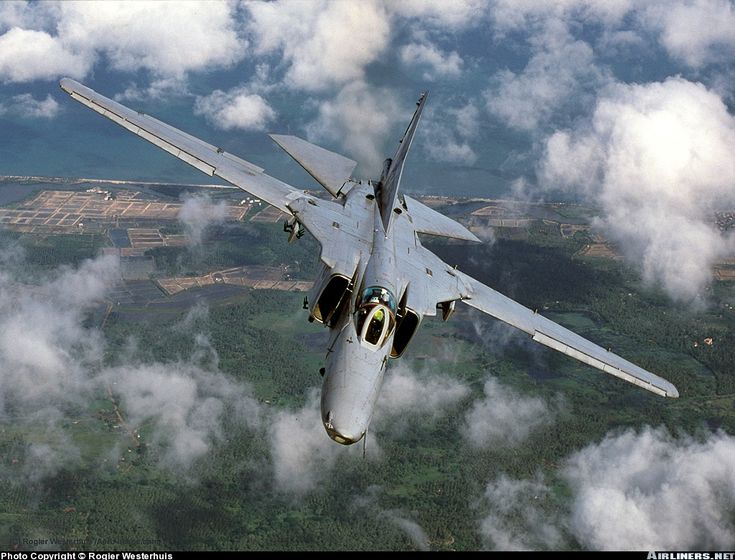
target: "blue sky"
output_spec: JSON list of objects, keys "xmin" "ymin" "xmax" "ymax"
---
[{"xmin": 1, "ymin": 0, "xmax": 735, "ymax": 301}]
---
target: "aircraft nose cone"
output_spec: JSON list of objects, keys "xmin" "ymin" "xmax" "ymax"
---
[{"xmin": 322, "ymin": 413, "xmax": 365, "ymax": 446}]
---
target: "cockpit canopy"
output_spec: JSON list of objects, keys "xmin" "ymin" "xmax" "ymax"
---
[{"xmin": 355, "ymin": 286, "xmax": 397, "ymax": 349}]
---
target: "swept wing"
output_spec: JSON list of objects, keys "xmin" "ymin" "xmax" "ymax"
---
[
  {"xmin": 457, "ymin": 269, "xmax": 679, "ymax": 397},
  {"xmin": 404, "ymin": 243, "xmax": 678, "ymax": 397},
  {"xmin": 59, "ymin": 78, "xmax": 301, "ymax": 214},
  {"xmin": 59, "ymin": 78, "xmax": 372, "ymax": 275}
]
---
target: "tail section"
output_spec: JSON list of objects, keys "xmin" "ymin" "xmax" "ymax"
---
[{"xmin": 376, "ymin": 92, "xmax": 428, "ymax": 234}]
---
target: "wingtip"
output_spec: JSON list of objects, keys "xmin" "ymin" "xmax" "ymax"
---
[
  {"xmin": 269, "ymin": 133, "xmax": 289, "ymax": 146},
  {"xmin": 59, "ymin": 77, "xmax": 78, "ymax": 94},
  {"xmin": 659, "ymin": 381, "xmax": 679, "ymax": 398}
]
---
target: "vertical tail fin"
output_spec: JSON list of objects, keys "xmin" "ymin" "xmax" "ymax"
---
[{"xmin": 376, "ymin": 92, "xmax": 428, "ymax": 234}]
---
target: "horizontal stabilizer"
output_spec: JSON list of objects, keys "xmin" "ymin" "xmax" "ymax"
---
[
  {"xmin": 404, "ymin": 194, "xmax": 480, "ymax": 242},
  {"xmin": 270, "ymin": 134, "xmax": 356, "ymax": 198}
]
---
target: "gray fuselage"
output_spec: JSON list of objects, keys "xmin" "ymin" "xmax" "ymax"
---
[{"xmin": 320, "ymin": 182, "xmax": 406, "ymax": 445}]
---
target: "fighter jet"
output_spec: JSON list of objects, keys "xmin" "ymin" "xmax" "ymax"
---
[{"xmin": 59, "ymin": 79, "xmax": 679, "ymax": 445}]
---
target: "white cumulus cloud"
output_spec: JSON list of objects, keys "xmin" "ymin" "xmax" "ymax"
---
[
  {"xmin": 489, "ymin": 1, "xmax": 735, "ymax": 70},
  {"xmin": 194, "ymin": 87, "xmax": 276, "ymax": 131},
  {"xmin": 306, "ymin": 79, "xmax": 403, "ymax": 174},
  {"xmin": 540, "ymin": 77, "xmax": 735, "ymax": 303},
  {"xmin": 390, "ymin": 0, "xmax": 487, "ymax": 29},
  {"xmin": 478, "ymin": 427, "xmax": 735, "ymax": 550},
  {"xmin": 0, "ymin": 93, "xmax": 59, "ymax": 118},
  {"xmin": 423, "ymin": 101, "xmax": 481, "ymax": 165},
  {"xmin": 565, "ymin": 427, "xmax": 735, "ymax": 550},
  {"xmin": 177, "ymin": 193, "xmax": 229, "ymax": 246},
  {"xmin": 489, "ymin": 0, "xmax": 634, "ymax": 33},
  {"xmin": 114, "ymin": 77, "xmax": 189, "ymax": 102},
  {"xmin": 0, "ymin": 1, "xmax": 244, "ymax": 83},
  {"xmin": 479, "ymin": 474, "xmax": 564, "ymax": 550},
  {"xmin": 0, "ymin": 27, "xmax": 90, "ymax": 83},
  {"xmin": 375, "ymin": 361, "xmax": 470, "ymax": 421},
  {"xmin": 463, "ymin": 378, "xmax": 554, "ymax": 448},
  {"xmin": 0, "ymin": 248, "xmax": 265, "ymax": 477},
  {"xmin": 269, "ymin": 389, "xmax": 365, "ymax": 494},
  {"xmin": 352, "ymin": 485, "xmax": 430, "ymax": 550},
  {"xmin": 101, "ymin": 360, "xmax": 261, "ymax": 470},
  {"xmin": 246, "ymin": 0, "xmax": 390, "ymax": 91},
  {"xmin": 485, "ymin": 20, "xmax": 608, "ymax": 131},
  {"xmin": 642, "ymin": 0, "xmax": 735, "ymax": 68},
  {"xmin": 399, "ymin": 41, "xmax": 463, "ymax": 81}
]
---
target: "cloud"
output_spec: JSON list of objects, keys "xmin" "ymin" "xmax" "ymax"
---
[
  {"xmin": 177, "ymin": 193, "xmax": 229, "ymax": 246},
  {"xmin": 390, "ymin": 0, "xmax": 488, "ymax": 29},
  {"xmin": 268, "ymin": 389, "xmax": 362, "ymax": 494},
  {"xmin": 539, "ymin": 77, "xmax": 735, "ymax": 303},
  {"xmin": 0, "ymin": 254, "xmax": 118, "ymax": 415},
  {"xmin": 399, "ymin": 41, "xmax": 463, "ymax": 81},
  {"xmin": 352, "ymin": 485, "xmax": 430, "ymax": 550},
  {"xmin": 477, "ymin": 427, "xmax": 735, "ymax": 550},
  {"xmin": 374, "ymin": 361, "xmax": 470, "ymax": 423},
  {"xmin": 101, "ymin": 359, "xmax": 261, "ymax": 470},
  {"xmin": 369, "ymin": 361, "xmax": 469, "ymax": 443},
  {"xmin": 426, "ymin": 140, "xmax": 477, "ymax": 167},
  {"xmin": 485, "ymin": 20, "xmax": 608, "ymax": 131},
  {"xmin": 390, "ymin": 515, "xmax": 431, "ymax": 551},
  {"xmin": 642, "ymin": 0, "xmax": 735, "ymax": 68},
  {"xmin": 423, "ymin": 101, "xmax": 480, "ymax": 165},
  {"xmin": 60, "ymin": 1, "xmax": 244, "ymax": 77},
  {"xmin": 194, "ymin": 87, "xmax": 276, "ymax": 131},
  {"xmin": 2, "ymin": 0, "xmax": 492, "ymax": 88},
  {"xmin": 306, "ymin": 79, "xmax": 403, "ymax": 173},
  {"xmin": 114, "ymin": 77, "xmax": 189, "ymax": 102},
  {"xmin": 21, "ymin": 411, "xmax": 83, "ymax": 483},
  {"xmin": 596, "ymin": 28, "xmax": 648, "ymax": 59},
  {"xmin": 0, "ymin": 1, "xmax": 244, "ymax": 83},
  {"xmin": 479, "ymin": 474, "xmax": 564, "ymax": 550},
  {"xmin": 0, "ymin": 27, "xmax": 90, "ymax": 83},
  {"xmin": 488, "ymin": 1, "xmax": 735, "ymax": 71},
  {"xmin": 463, "ymin": 378, "xmax": 554, "ymax": 448},
  {"xmin": 0, "ymin": 1, "xmax": 60, "ymax": 32},
  {"xmin": 489, "ymin": 0, "xmax": 634, "ymax": 33},
  {"xmin": 0, "ymin": 253, "xmax": 119, "ymax": 480},
  {"xmin": 564, "ymin": 427, "xmax": 735, "ymax": 550},
  {"xmin": 246, "ymin": 0, "xmax": 390, "ymax": 91},
  {"xmin": 0, "ymin": 93, "xmax": 59, "ymax": 118},
  {"xmin": 0, "ymin": 248, "xmax": 263, "ymax": 478}
]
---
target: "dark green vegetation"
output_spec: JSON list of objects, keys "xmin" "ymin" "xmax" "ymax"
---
[
  {"xmin": 0, "ymin": 229, "xmax": 107, "ymax": 269},
  {"xmin": 0, "ymin": 216, "xmax": 733, "ymax": 550},
  {"xmin": 148, "ymin": 223, "xmax": 319, "ymax": 279},
  {"xmin": 103, "ymin": 290, "xmax": 325, "ymax": 408}
]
